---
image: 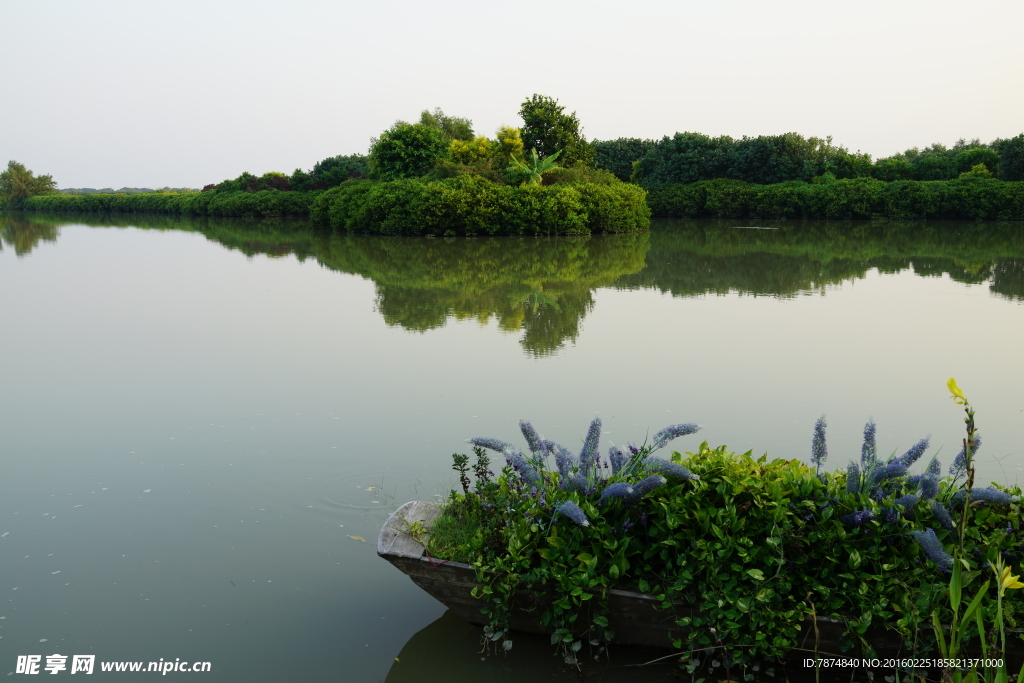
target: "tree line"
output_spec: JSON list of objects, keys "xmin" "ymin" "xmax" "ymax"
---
[
  {"xmin": 593, "ymin": 133, "xmax": 1024, "ymax": 185},
  {"xmin": 5, "ymin": 94, "xmax": 1024, "ymax": 222},
  {"xmin": 202, "ymin": 95, "xmax": 598, "ymax": 195}
]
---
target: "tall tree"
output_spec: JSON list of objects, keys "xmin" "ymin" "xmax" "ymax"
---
[
  {"xmin": 993, "ymin": 134, "xmax": 1024, "ymax": 181},
  {"xmin": 518, "ymin": 95, "xmax": 594, "ymax": 167},
  {"xmin": 419, "ymin": 108, "xmax": 474, "ymax": 141},
  {"xmin": 368, "ymin": 122, "xmax": 449, "ymax": 180},
  {"xmin": 0, "ymin": 161, "xmax": 57, "ymax": 207}
]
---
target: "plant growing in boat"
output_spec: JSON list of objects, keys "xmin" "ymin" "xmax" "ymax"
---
[{"xmin": 424, "ymin": 403, "xmax": 1022, "ymax": 675}]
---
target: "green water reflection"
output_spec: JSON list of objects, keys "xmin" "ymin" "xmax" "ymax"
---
[
  {"xmin": 4, "ymin": 213, "xmax": 1023, "ymax": 358},
  {"xmin": 616, "ymin": 219, "xmax": 1024, "ymax": 300}
]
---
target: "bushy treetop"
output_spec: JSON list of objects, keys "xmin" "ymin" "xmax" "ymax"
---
[{"xmin": 518, "ymin": 95, "xmax": 595, "ymax": 168}]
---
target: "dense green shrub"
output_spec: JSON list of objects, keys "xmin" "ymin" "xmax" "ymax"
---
[
  {"xmin": 634, "ymin": 132, "xmax": 735, "ymax": 186},
  {"xmin": 592, "ymin": 138, "xmax": 656, "ymax": 181},
  {"xmin": 309, "ymin": 176, "xmax": 647, "ymax": 235},
  {"xmin": 993, "ymin": 134, "xmax": 1024, "ymax": 181},
  {"xmin": 369, "ymin": 122, "xmax": 449, "ymax": 180},
  {"xmin": 308, "ymin": 154, "xmax": 369, "ymax": 188},
  {"xmin": 633, "ymin": 133, "xmax": 873, "ymax": 188},
  {"xmin": 22, "ymin": 190, "xmax": 319, "ymax": 217},
  {"xmin": 648, "ymin": 178, "xmax": 1024, "ymax": 220}
]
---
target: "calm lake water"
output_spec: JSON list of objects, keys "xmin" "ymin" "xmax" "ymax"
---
[{"xmin": 1, "ymin": 213, "xmax": 1023, "ymax": 681}]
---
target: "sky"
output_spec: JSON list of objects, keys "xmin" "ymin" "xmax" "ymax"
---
[{"xmin": 3, "ymin": 0, "xmax": 1023, "ymax": 189}]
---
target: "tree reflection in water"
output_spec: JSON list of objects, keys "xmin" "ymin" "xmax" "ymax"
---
[
  {"xmin": 4, "ymin": 212, "xmax": 1023, "ymax": 358},
  {"xmin": 0, "ymin": 213, "xmax": 60, "ymax": 256}
]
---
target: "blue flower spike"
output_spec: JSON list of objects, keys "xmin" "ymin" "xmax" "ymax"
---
[{"xmin": 555, "ymin": 500, "xmax": 590, "ymax": 527}]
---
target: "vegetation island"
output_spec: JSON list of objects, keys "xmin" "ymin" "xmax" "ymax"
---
[{"xmin": 2, "ymin": 95, "xmax": 1023, "ymax": 229}]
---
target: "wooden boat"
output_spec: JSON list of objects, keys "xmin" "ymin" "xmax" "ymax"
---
[{"xmin": 378, "ymin": 501, "xmax": 1023, "ymax": 665}]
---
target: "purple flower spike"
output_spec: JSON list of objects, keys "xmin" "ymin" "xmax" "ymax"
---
[
  {"xmin": 895, "ymin": 494, "xmax": 919, "ymax": 520},
  {"xmin": 506, "ymin": 452, "xmax": 541, "ymax": 488},
  {"xmin": 920, "ymin": 475, "xmax": 939, "ymax": 501},
  {"xmin": 811, "ymin": 415, "xmax": 828, "ymax": 470},
  {"xmin": 519, "ymin": 420, "xmax": 545, "ymax": 459},
  {"xmin": 555, "ymin": 500, "xmax": 589, "ymax": 527},
  {"xmin": 931, "ymin": 501, "xmax": 955, "ymax": 531},
  {"xmin": 599, "ymin": 483, "xmax": 634, "ymax": 505},
  {"xmin": 652, "ymin": 423, "xmax": 701, "ymax": 450},
  {"xmin": 869, "ymin": 462, "xmax": 908, "ymax": 487},
  {"xmin": 645, "ymin": 457, "xmax": 699, "ymax": 481},
  {"xmin": 894, "ymin": 438, "xmax": 930, "ymax": 469},
  {"xmin": 952, "ymin": 486, "xmax": 1011, "ymax": 508},
  {"xmin": 626, "ymin": 475, "xmax": 667, "ymax": 504},
  {"xmin": 909, "ymin": 528, "xmax": 954, "ymax": 569},
  {"xmin": 926, "ymin": 457, "xmax": 942, "ymax": 478},
  {"xmin": 470, "ymin": 437, "xmax": 517, "ymax": 453},
  {"xmin": 860, "ymin": 420, "xmax": 877, "ymax": 470},
  {"xmin": 547, "ymin": 441, "xmax": 577, "ymax": 478},
  {"xmin": 578, "ymin": 417, "xmax": 602, "ymax": 478},
  {"xmin": 609, "ymin": 446, "xmax": 627, "ymax": 475},
  {"xmin": 561, "ymin": 473, "xmax": 589, "ymax": 493},
  {"xmin": 845, "ymin": 462, "xmax": 861, "ymax": 495}
]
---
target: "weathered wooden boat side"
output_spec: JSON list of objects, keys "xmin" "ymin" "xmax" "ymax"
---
[{"xmin": 378, "ymin": 501, "xmax": 1022, "ymax": 664}]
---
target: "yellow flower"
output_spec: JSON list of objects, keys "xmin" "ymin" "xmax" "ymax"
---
[
  {"xmin": 999, "ymin": 565, "xmax": 1024, "ymax": 592},
  {"xmin": 947, "ymin": 377, "xmax": 967, "ymax": 404}
]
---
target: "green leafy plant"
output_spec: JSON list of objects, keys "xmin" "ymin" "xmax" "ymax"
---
[
  {"xmin": 368, "ymin": 122, "xmax": 449, "ymax": 181},
  {"xmin": 506, "ymin": 148, "xmax": 562, "ymax": 186},
  {"xmin": 424, "ymin": 409, "xmax": 1023, "ymax": 674}
]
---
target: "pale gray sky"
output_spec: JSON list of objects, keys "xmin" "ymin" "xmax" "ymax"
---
[{"xmin": 4, "ymin": 0, "xmax": 1022, "ymax": 188}]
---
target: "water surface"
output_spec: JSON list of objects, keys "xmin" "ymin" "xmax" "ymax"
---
[{"xmin": 1, "ymin": 213, "xmax": 1022, "ymax": 680}]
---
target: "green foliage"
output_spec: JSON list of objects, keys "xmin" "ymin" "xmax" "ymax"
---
[
  {"xmin": 647, "ymin": 177, "xmax": 1024, "ymax": 220},
  {"xmin": 961, "ymin": 163, "xmax": 994, "ymax": 179},
  {"xmin": 506, "ymin": 149, "xmax": 562, "ymax": 186},
  {"xmin": 871, "ymin": 157, "xmax": 915, "ymax": 182},
  {"xmin": 518, "ymin": 94, "xmax": 594, "ymax": 168},
  {"xmin": 369, "ymin": 122, "xmax": 450, "ymax": 180},
  {"xmin": 429, "ymin": 430, "xmax": 1023, "ymax": 668},
  {"xmin": 592, "ymin": 138, "xmax": 656, "ymax": 181},
  {"xmin": 448, "ymin": 136, "xmax": 495, "ymax": 165},
  {"xmin": 494, "ymin": 126, "xmax": 524, "ymax": 163},
  {"xmin": 214, "ymin": 171, "xmax": 294, "ymax": 193},
  {"xmin": 419, "ymin": 108, "xmax": 474, "ymax": 141},
  {"xmin": 955, "ymin": 148, "xmax": 1000, "ymax": 176},
  {"xmin": 309, "ymin": 154, "xmax": 369, "ymax": 188},
  {"xmin": 729, "ymin": 133, "xmax": 826, "ymax": 185},
  {"xmin": 913, "ymin": 155, "xmax": 958, "ymax": 181},
  {"xmin": 1, "ymin": 160, "xmax": 57, "ymax": 208},
  {"xmin": 21, "ymin": 189, "xmax": 318, "ymax": 217},
  {"xmin": 633, "ymin": 133, "xmax": 872, "ymax": 188},
  {"xmin": 992, "ymin": 134, "xmax": 1024, "ymax": 181},
  {"xmin": 309, "ymin": 175, "xmax": 648, "ymax": 236},
  {"xmin": 430, "ymin": 130, "xmax": 524, "ymax": 183},
  {"xmin": 633, "ymin": 132, "xmax": 735, "ymax": 186}
]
